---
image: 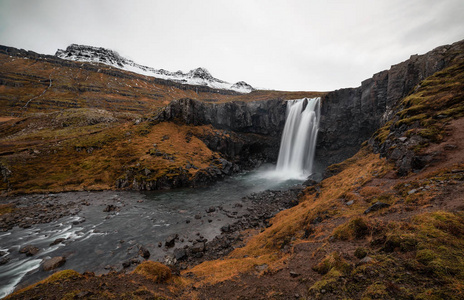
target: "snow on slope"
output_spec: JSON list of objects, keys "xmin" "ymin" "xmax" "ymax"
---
[{"xmin": 55, "ymin": 44, "xmax": 254, "ymax": 93}]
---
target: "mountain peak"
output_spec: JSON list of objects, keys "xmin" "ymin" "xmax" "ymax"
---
[
  {"xmin": 56, "ymin": 44, "xmax": 126, "ymax": 67},
  {"xmin": 190, "ymin": 67, "xmax": 211, "ymax": 76},
  {"xmin": 231, "ymin": 81, "xmax": 255, "ymax": 92},
  {"xmin": 55, "ymin": 44, "xmax": 254, "ymax": 93}
]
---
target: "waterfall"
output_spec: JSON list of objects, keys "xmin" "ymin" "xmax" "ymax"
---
[{"xmin": 275, "ymin": 97, "xmax": 321, "ymax": 179}]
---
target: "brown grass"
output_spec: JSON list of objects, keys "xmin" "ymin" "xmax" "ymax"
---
[
  {"xmin": 186, "ymin": 148, "xmax": 391, "ymax": 284},
  {"xmin": 0, "ymin": 114, "xmax": 221, "ymax": 194},
  {"xmin": 0, "ymin": 203, "xmax": 15, "ymax": 215},
  {"xmin": 359, "ymin": 186, "xmax": 383, "ymax": 198},
  {"xmin": 0, "ymin": 53, "xmax": 325, "ymax": 118},
  {"xmin": 6, "ymin": 270, "xmax": 83, "ymax": 299},
  {"xmin": 132, "ymin": 261, "xmax": 172, "ymax": 283}
]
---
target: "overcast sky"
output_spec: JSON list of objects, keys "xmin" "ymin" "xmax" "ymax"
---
[{"xmin": 1, "ymin": 0, "xmax": 463, "ymax": 91}]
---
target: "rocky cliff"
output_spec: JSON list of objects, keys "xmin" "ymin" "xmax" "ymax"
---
[
  {"xmin": 153, "ymin": 98, "xmax": 286, "ymax": 136},
  {"xmin": 317, "ymin": 39, "xmax": 464, "ymax": 166},
  {"xmin": 152, "ymin": 98, "xmax": 287, "ymax": 166}
]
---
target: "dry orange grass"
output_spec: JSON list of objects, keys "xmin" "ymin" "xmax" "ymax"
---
[
  {"xmin": 0, "ymin": 53, "xmax": 326, "ymax": 118},
  {"xmin": 186, "ymin": 147, "xmax": 391, "ymax": 285},
  {"xmin": 0, "ymin": 118, "xmax": 222, "ymax": 194},
  {"xmin": 359, "ymin": 186, "xmax": 383, "ymax": 198}
]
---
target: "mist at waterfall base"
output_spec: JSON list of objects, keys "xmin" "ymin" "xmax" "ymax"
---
[{"xmin": 263, "ymin": 97, "xmax": 321, "ymax": 181}]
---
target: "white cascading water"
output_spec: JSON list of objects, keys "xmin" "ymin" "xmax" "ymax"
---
[{"xmin": 275, "ymin": 97, "xmax": 321, "ymax": 179}]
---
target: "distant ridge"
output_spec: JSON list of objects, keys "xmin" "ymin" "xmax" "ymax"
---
[{"xmin": 55, "ymin": 44, "xmax": 254, "ymax": 93}]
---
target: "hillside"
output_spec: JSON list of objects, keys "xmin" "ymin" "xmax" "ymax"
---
[
  {"xmin": 0, "ymin": 45, "xmax": 324, "ymax": 117},
  {"xmin": 0, "ymin": 44, "xmax": 323, "ymax": 195},
  {"xmin": 4, "ymin": 48, "xmax": 464, "ymax": 299}
]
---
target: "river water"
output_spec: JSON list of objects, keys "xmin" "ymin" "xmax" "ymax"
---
[{"xmin": 0, "ymin": 165, "xmax": 303, "ymax": 298}]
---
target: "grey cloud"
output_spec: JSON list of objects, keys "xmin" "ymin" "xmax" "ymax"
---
[{"xmin": 0, "ymin": 0, "xmax": 463, "ymax": 91}]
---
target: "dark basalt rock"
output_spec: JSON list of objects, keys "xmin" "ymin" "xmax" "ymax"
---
[
  {"xmin": 152, "ymin": 97, "xmax": 286, "ymax": 136},
  {"xmin": 115, "ymin": 157, "xmax": 240, "ymax": 191},
  {"xmin": 138, "ymin": 246, "xmax": 150, "ymax": 259},
  {"xmin": 368, "ymin": 124, "xmax": 437, "ymax": 176},
  {"xmin": 206, "ymin": 206, "xmax": 216, "ymax": 213},
  {"xmin": 149, "ymin": 97, "xmax": 287, "ymax": 177},
  {"xmin": 190, "ymin": 242, "xmax": 205, "ymax": 253},
  {"xmin": 165, "ymin": 234, "xmax": 178, "ymax": 248},
  {"xmin": 316, "ymin": 40, "xmax": 464, "ymax": 167},
  {"xmin": 220, "ymin": 225, "xmax": 230, "ymax": 233},
  {"xmin": 174, "ymin": 187, "xmax": 303, "ymax": 269},
  {"xmin": 174, "ymin": 248, "xmax": 187, "ymax": 261}
]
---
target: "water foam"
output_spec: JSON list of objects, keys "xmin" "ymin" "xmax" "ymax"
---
[{"xmin": 274, "ymin": 98, "xmax": 320, "ymax": 179}]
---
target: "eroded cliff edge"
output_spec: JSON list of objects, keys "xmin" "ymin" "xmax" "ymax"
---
[
  {"xmin": 147, "ymin": 40, "xmax": 464, "ymax": 174},
  {"xmin": 317, "ymin": 39, "xmax": 464, "ymax": 166},
  {"xmin": 151, "ymin": 98, "xmax": 287, "ymax": 166}
]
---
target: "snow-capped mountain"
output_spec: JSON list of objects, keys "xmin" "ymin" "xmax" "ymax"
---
[
  {"xmin": 231, "ymin": 81, "xmax": 255, "ymax": 92},
  {"xmin": 55, "ymin": 44, "xmax": 254, "ymax": 93}
]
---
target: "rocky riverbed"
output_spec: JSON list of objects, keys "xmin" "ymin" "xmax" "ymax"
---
[
  {"xmin": 0, "ymin": 166, "xmax": 309, "ymax": 298},
  {"xmin": 170, "ymin": 188, "xmax": 303, "ymax": 272}
]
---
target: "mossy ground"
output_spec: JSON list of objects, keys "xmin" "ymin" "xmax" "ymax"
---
[
  {"xmin": 0, "ymin": 108, "xmax": 228, "ymax": 194},
  {"xmin": 0, "ymin": 51, "xmax": 325, "ymax": 195},
  {"xmin": 373, "ymin": 61, "xmax": 464, "ymax": 153},
  {"xmin": 0, "ymin": 52, "xmax": 325, "ymax": 117},
  {"xmin": 3, "ymin": 49, "xmax": 464, "ymax": 299},
  {"xmin": 180, "ymin": 62, "xmax": 464, "ymax": 299},
  {"xmin": 6, "ymin": 269, "xmax": 182, "ymax": 300},
  {"xmin": 133, "ymin": 261, "xmax": 172, "ymax": 283}
]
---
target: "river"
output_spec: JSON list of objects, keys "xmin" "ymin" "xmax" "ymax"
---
[{"xmin": 0, "ymin": 165, "xmax": 304, "ymax": 298}]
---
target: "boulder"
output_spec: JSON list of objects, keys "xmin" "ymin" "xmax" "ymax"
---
[
  {"xmin": 356, "ymin": 256, "xmax": 374, "ymax": 266},
  {"xmin": 165, "ymin": 234, "xmax": 178, "ymax": 248},
  {"xmin": 50, "ymin": 238, "xmax": 65, "ymax": 246},
  {"xmin": 0, "ymin": 257, "xmax": 10, "ymax": 265},
  {"xmin": 174, "ymin": 248, "xmax": 187, "ymax": 260},
  {"xmin": 289, "ymin": 271, "xmax": 300, "ymax": 278},
  {"xmin": 206, "ymin": 206, "xmax": 216, "ymax": 213},
  {"xmin": 19, "ymin": 245, "xmax": 39, "ymax": 256},
  {"xmin": 191, "ymin": 242, "xmax": 205, "ymax": 253},
  {"xmin": 42, "ymin": 256, "xmax": 66, "ymax": 271},
  {"xmin": 138, "ymin": 246, "xmax": 150, "ymax": 259},
  {"xmin": 103, "ymin": 204, "xmax": 117, "ymax": 212}
]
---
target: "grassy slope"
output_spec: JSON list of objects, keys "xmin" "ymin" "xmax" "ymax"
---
[
  {"xmin": 184, "ymin": 61, "xmax": 464, "ymax": 299},
  {"xmin": 0, "ymin": 53, "xmax": 325, "ymax": 116},
  {"xmin": 0, "ymin": 53, "xmax": 324, "ymax": 195},
  {"xmin": 0, "ymin": 113, "xmax": 225, "ymax": 194},
  {"xmin": 6, "ymin": 56, "xmax": 464, "ymax": 299}
]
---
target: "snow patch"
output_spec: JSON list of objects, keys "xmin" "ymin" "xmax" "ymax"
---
[{"xmin": 55, "ymin": 44, "xmax": 254, "ymax": 93}]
